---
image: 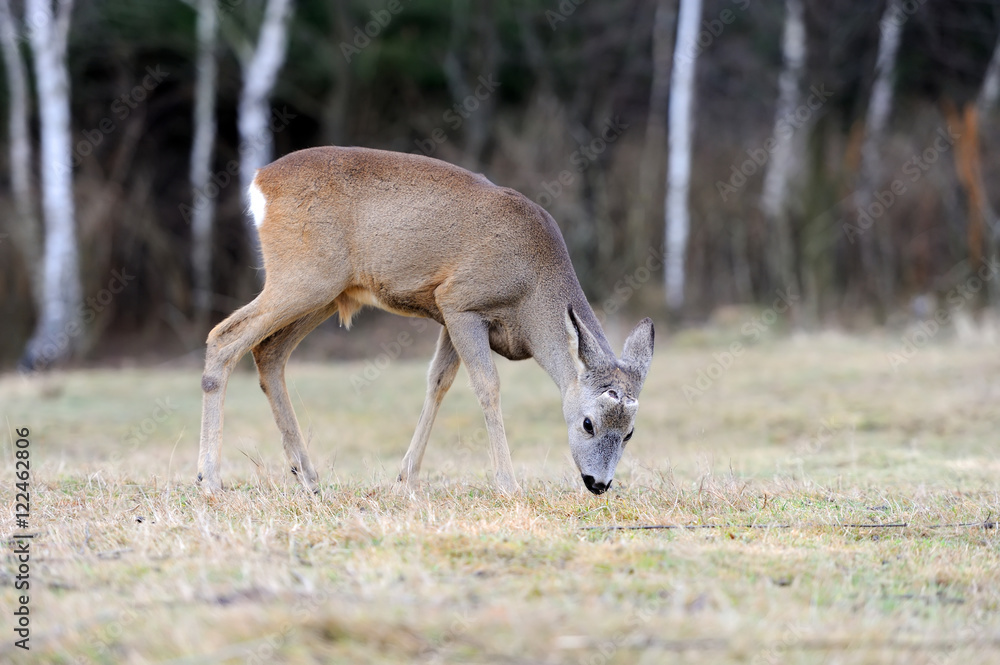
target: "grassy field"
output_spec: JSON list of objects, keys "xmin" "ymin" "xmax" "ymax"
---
[{"xmin": 1, "ymin": 330, "xmax": 999, "ymax": 664}]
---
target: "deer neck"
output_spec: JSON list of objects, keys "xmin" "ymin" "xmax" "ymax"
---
[{"xmin": 529, "ymin": 289, "xmax": 615, "ymax": 400}]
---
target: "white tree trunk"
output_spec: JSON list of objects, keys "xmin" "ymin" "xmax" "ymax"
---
[
  {"xmin": 760, "ymin": 0, "xmax": 805, "ymax": 218},
  {"xmin": 760, "ymin": 0, "xmax": 805, "ymax": 289},
  {"xmin": 0, "ymin": 0, "xmax": 40, "ymax": 303},
  {"xmin": 191, "ymin": 0, "xmax": 218, "ymax": 320},
  {"xmin": 862, "ymin": 0, "xmax": 904, "ymax": 155},
  {"xmin": 237, "ymin": 0, "xmax": 293, "ymax": 277},
  {"xmin": 22, "ymin": 0, "xmax": 80, "ymax": 370},
  {"xmin": 664, "ymin": 0, "xmax": 702, "ymax": 311},
  {"xmin": 976, "ymin": 34, "xmax": 1000, "ymax": 116},
  {"xmin": 854, "ymin": 0, "xmax": 904, "ymax": 309}
]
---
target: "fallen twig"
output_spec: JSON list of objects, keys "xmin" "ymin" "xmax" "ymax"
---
[{"xmin": 582, "ymin": 519, "xmax": 997, "ymax": 531}]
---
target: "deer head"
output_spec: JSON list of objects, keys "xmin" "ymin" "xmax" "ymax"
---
[{"xmin": 562, "ymin": 306, "xmax": 654, "ymax": 494}]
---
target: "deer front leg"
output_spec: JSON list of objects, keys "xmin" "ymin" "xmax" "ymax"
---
[
  {"xmin": 398, "ymin": 326, "xmax": 461, "ymax": 488},
  {"xmin": 439, "ymin": 311, "xmax": 520, "ymax": 494}
]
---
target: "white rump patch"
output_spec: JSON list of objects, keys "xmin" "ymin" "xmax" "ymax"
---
[{"xmin": 248, "ymin": 180, "xmax": 267, "ymax": 228}]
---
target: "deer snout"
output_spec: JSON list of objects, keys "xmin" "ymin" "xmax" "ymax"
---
[
  {"xmin": 582, "ymin": 474, "xmax": 612, "ymax": 495},
  {"xmin": 572, "ymin": 434, "xmax": 623, "ymax": 495}
]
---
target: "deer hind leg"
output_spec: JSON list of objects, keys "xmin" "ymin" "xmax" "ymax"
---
[
  {"xmin": 252, "ymin": 302, "xmax": 339, "ymax": 493},
  {"xmin": 197, "ymin": 286, "xmax": 331, "ymax": 494},
  {"xmin": 438, "ymin": 310, "xmax": 520, "ymax": 494},
  {"xmin": 398, "ymin": 326, "xmax": 461, "ymax": 488}
]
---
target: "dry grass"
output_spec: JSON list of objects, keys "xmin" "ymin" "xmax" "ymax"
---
[{"xmin": 2, "ymin": 332, "xmax": 999, "ymax": 664}]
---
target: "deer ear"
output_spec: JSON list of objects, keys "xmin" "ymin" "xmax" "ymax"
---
[
  {"xmin": 565, "ymin": 304, "xmax": 605, "ymax": 374},
  {"xmin": 622, "ymin": 318, "xmax": 654, "ymax": 386}
]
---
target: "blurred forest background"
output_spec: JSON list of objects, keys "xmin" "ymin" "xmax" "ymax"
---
[{"xmin": 2, "ymin": 0, "xmax": 1000, "ymax": 369}]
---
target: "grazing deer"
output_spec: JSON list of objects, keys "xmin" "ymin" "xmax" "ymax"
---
[{"xmin": 197, "ymin": 147, "xmax": 654, "ymax": 496}]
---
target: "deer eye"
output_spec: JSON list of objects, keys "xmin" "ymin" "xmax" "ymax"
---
[
  {"xmin": 624, "ymin": 428, "xmax": 634, "ymax": 442},
  {"xmin": 582, "ymin": 418, "xmax": 594, "ymax": 435}
]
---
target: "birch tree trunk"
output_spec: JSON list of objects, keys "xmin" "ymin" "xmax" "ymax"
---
[
  {"xmin": 0, "ymin": 0, "xmax": 40, "ymax": 304},
  {"xmin": 237, "ymin": 0, "xmax": 293, "ymax": 280},
  {"xmin": 21, "ymin": 0, "xmax": 80, "ymax": 370},
  {"xmin": 664, "ymin": 0, "xmax": 702, "ymax": 311},
  {"xmin": 853, "ymin": 0, "xmax": 904, "ymax": 312},
  {"xmin": 976, "ymin": 36, "xmax": 1000, "ymax": 115},
  {"xmin": 760, "ymin": 0, "xmax": 805, "ymax": 292},
  {"xmin": 190, "ymin": 0, "xmax": 218, "ymax": 322}
]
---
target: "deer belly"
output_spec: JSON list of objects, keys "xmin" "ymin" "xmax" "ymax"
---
[{"xmin": 335, "ymin": 285, "xmax": 444, "ymax": 327}]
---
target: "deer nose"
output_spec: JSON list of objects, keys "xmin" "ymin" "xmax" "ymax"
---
[{"xmin": 582, "ymin": 474, "xmax": 611, "ymax": 495}]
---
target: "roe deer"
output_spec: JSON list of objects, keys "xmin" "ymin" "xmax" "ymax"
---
[{"xmin": 197, "ymin": 146, "xmax": 654, "ymax": 496}]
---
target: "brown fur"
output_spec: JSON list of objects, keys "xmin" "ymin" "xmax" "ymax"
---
[{"xmin": 196, "ymin": 146, "xmax": 654, "ymax": 495}]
